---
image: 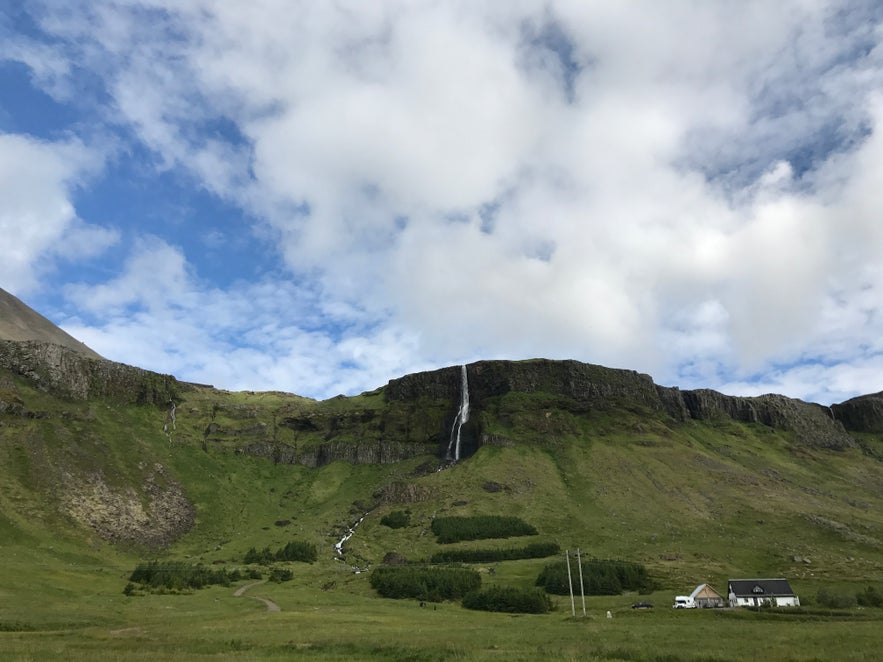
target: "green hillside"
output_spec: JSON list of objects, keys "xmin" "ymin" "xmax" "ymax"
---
[{"xmin": 1, "ymin": 345, "xmax": 882, "ymax": 660}]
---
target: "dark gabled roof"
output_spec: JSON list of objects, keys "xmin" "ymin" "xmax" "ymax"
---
[{"xmin": 728, "ymin": 578, "xmax": 795, "ymax": 597}]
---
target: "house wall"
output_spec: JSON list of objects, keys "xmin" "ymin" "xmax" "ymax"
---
[{"xmin": 731, "ymin": 596, "xmax": 799, "ymax": 607}]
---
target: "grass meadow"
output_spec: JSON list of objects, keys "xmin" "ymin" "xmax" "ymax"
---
[{"xmin": 2, "ymin": 561, "xmax": 882, "ymax": 661}]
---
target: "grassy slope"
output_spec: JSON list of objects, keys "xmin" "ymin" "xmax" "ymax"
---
[{"xmin": 1, "ymin": 376, "xmax": 882, "ymax": 660}]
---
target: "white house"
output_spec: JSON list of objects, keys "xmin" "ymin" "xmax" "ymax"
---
[{"xmin": 728, "ymin": 578, "xmax": 800, "ymax": 607}]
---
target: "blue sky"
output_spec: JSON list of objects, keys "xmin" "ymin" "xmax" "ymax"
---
[{"xmin": 2, "ymin": 1, "xmax": 883, "ymax": 404}]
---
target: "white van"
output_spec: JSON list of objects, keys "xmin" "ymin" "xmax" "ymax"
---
[{"xmin": 672, "ymin": 596, "xmax": 695, "ymax": 609}]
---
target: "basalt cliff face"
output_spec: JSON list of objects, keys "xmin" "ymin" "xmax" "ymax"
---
[
  {"xmin": 0, "ymin": 342, "xmax": 872, "ymax": 459},
  {"xmin": 386, "ymin": 360, "xmax": 858, "ymax": 452},
  {"xmin": 0, "ymin": 339, "xmax": 181, "ymax": 406}
]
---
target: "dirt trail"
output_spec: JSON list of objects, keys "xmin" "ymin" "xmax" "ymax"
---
[{"xmin": 233, "ymin": 579, "xmax": 281, "ymax": 611}]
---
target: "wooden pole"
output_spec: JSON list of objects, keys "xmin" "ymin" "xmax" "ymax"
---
[
  {"xmin": 576, "ymin": 548, "xmax": 586, "ymax": 617},
  {"xmin": 565, "ymin": 550, "xmax": 576, "ymax": 617}
]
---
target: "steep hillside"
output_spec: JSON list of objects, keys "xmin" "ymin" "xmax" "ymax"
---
[
  {"xmin": 0, "ymin": 288, "xmax": 103, "ymax": 359},
  {"xmin": 1, "ymin": 339, "xmax": 883, "ymax": 658},
  {"xmin": 1, "ymin": 342, "xmax": 881, "ymax": 569}
]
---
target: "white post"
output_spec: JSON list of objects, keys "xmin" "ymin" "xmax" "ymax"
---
[
  {"xmin": 576, "ymin": 548, "xmax": 586, "ymax": 617},
  {"xmin": 565, "ymin": 550, "xmax": 576, "ymax": 617}
]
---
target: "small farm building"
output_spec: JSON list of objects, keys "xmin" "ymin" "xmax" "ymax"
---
[{"xmin": 690, "ymin": 583, "xmax": 726, "ymax": 608}]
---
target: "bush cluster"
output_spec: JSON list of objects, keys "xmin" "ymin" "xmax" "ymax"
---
[
  {"xmin": 268, "ymin": 567, "xmax": 293, "ymax": 583},
  {"xmin": 857, "ymin": 585, "xmax": 883, "ymax": 607},
  {"xmin": 431, "ymin": 515, "xmax": 538, "ymax": 544},
  {"xmin": 815, "ymin": 588, "xmax": 856, "ymax": 609},
  {"xmin": 430, "ymin": 542, "xmax": 560, "ymax": 563},
  {"xmin": 462, "ymin": 586, "xmax": 553, "ymax": 614},
  {"xmin": 380, "ymin": 510, "xmax": 411, "ymax": 529},
  {"xmin": 536, "ymin": 558, "xmax": 654, "ymax": 595},
  {"xmin": 244, "ymin": 540, "xmax": 318, "ymax": 564},
  {"xmin": 816, "ymin": 585, "xmax": 883, "ymax": 609},
  {"xmin": 128, "ymin": 561, "xmax": 239, "ymax": 591},
  {"xmin": 370, "ymin": 565, "xmax": 481, "ymax": 602}
]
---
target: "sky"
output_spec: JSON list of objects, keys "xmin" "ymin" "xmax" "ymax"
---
[{"xmin": 2, "ymin": 1, "xmax": 883, "ymax": 404}]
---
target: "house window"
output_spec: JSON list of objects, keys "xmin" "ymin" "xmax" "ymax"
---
[{"xmin": 752, "ymin": 586, "xmax": 764, "ymax": 594}]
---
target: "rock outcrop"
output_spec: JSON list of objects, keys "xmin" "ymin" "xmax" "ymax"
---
[
  {"xmin": 832, "ymin": 392, "xmax": 883, "ymax": 433},
  {"xmin": 59, "ymin": 464, "xmax": 195, "ymax": 549},
  {"xmin": 0, "ymin": 340, "xmax": 181, "ymax": 405}
]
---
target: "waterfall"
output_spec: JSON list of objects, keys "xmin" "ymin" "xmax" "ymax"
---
[
  {"xmin": 334, "ymin": 514, "xmax": 366, "ymax": 559},
  {"xmin": 446, "ymin": 365, "xmax": 470, "ymax": 461}
]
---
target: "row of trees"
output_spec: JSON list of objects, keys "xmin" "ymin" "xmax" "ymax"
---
[
  {"xmin": 431, "ymin": 515, "xmax": 538, "ymax": 544},
  {"xmin": 430, "ymin": 542, "xmax": 560, "ymax": 563},
  {"xmin": 127, "ymin": 562, "xmax": 255, "ymax": 591},
  {"xmin": 370, "ymin": 566, "xmax": 481, "ymax": 602},
  {"xmin": 462, "ymin": 586, "xmax": 554, "ymax": 614},
  {"xmin": 244, "ymin": 540, "xmax": 318, "ymax": 564},
  {"xmin": 535, "ymin": 558, "xmax": 655, "ymax": 595}
]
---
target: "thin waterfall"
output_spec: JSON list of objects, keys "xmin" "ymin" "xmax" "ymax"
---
[
  {"xmin": 334, "ymin": 514, "xmax": 366, "ymax": 559},
  {"xmin": 446, "ymin": 365, "xmax": 470, "ymax": 461}
]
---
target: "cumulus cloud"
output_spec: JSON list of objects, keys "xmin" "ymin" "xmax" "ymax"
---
[
  {"xmin": 61, "ymin": 237, "xmax": 428, "ymax": 397},
  {"xmin": 0, "ymin": 133, "xmax": 116, "ymax": 293},
  {"xmin": 11, "ymin": 0, "xmax": 883, "ymax": 402}
]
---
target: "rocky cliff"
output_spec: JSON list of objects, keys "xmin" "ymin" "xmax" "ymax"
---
[
  {"xmin": 832, "ymin": 391, "xmax": 883, "ymax": 433},
  {"xmin": 0, "ymin": 340, "xmax": 182, "ymax": 406},
  {"xmin": 0, "ymin": 340, "xmax": 873, "ymax": 461},
  {"xmin": 387, "ymin": 360, "xmax": 859, "ymax": 451}
]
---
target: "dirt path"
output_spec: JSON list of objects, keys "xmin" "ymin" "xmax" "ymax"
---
[{"xmin": 233, "ymin": 579, "xmax": 281, "ymax": 611}]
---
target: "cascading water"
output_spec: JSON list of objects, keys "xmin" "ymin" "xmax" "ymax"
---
[
  {"xmin": 446, "ymin": 365, "xmax": 470, "ymax": 461},
  {"xmin": 334, "ymin": 514, "xmax": 366, "ymax": 559}
]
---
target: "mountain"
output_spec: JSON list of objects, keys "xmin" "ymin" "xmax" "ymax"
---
[
  {"xmin": 0, "ymin": 287, "xmax": 103, "ymax": 359},
  {"xmin": 1, "ymin": 288, "xmax": 882, "ymax": 659}
]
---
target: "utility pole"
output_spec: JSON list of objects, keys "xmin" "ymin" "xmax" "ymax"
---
[
  {"xmin": 565, "ymin": 550, "xmax": 576, "ymax": 617},
  {"xmin": 576, "ymin": 548, "xmax": 586, "ymax": 617}
]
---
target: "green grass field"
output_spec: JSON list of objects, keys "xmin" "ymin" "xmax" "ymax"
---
[{"xmin": 2, "ymin": 564, "xmax": 882, "ymax": 661}]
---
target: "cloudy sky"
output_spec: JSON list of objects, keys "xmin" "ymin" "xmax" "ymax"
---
[{"xmin": 2, "ymin": 1, "xmax": 883, "ymax": 403}]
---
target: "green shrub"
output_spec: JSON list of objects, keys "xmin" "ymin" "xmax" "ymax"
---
[
  {"xmin": 370, "ymin": 565, "xmax": 481, "ymax": 602},
  {"xmin": 463, "ymin": 586, "xmax": 553, "ymax": 614},
  {"xmin": 268, "ymin": 567, "xmax": 293, "ymax": 583},
  {"xmin": 276, "ymin": 540, "xmax": 318, "ymax": 563},
  {"xmin": 244, "ymin": 546, "xmax": 274, "ymax": 564},
  {"xmin": 431, "ymin": 516, "xmax": 538, "ymax": 544},
  {"xmin": 536, "ymin": 558, "xmax": 654, "ymax": 595},
  {"xmin": 856, "ymin": 586, "xmax": 883, "ymax": 607},
  {"xmin": 816, "ymin": 588, "xmax": 857, "ymax": 609},
  {"xmin": 244, "ymin": 540, "xmax": 317, "ymax": 564},
  {"xmin": 380, "ymin": 510, "xmax": 411, "ymax": 529},
  {"xmin": 431, "ymin": 542, "xmax": 559, "ymax": 563}
]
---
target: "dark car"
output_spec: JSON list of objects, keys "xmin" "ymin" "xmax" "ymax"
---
[{"xmin": 631, "ymin": 601, "xmax": 654, "ymax": 609}]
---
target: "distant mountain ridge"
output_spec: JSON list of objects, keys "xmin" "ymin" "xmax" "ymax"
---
[
  {"xmin": 0, "ymin": 287, "xmax": 103, "ymax": 360},
  {"xmin": 2, "ymin": 286, "xmax": 883, "ymax": 457}
]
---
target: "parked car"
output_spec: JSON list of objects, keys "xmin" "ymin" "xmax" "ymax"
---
[
  {"xmin": 631, "ymin": 601, "xmax": 654, "ymax": 609},
  {"xmin": 672, "ymin": 596, "xmax": 696, "ymax": 608}
]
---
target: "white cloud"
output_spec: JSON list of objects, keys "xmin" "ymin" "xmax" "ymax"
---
[
  {"xmin": 0, "ymin": 133, "xmax": 115, "ymax": 294},
  {"xmin": 61, "ymin": 237, "xmax": 427, "ymax": 398},
  {"xmin": 14, "ymin": 1, "xmax": 883, "ymax": 402}
]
